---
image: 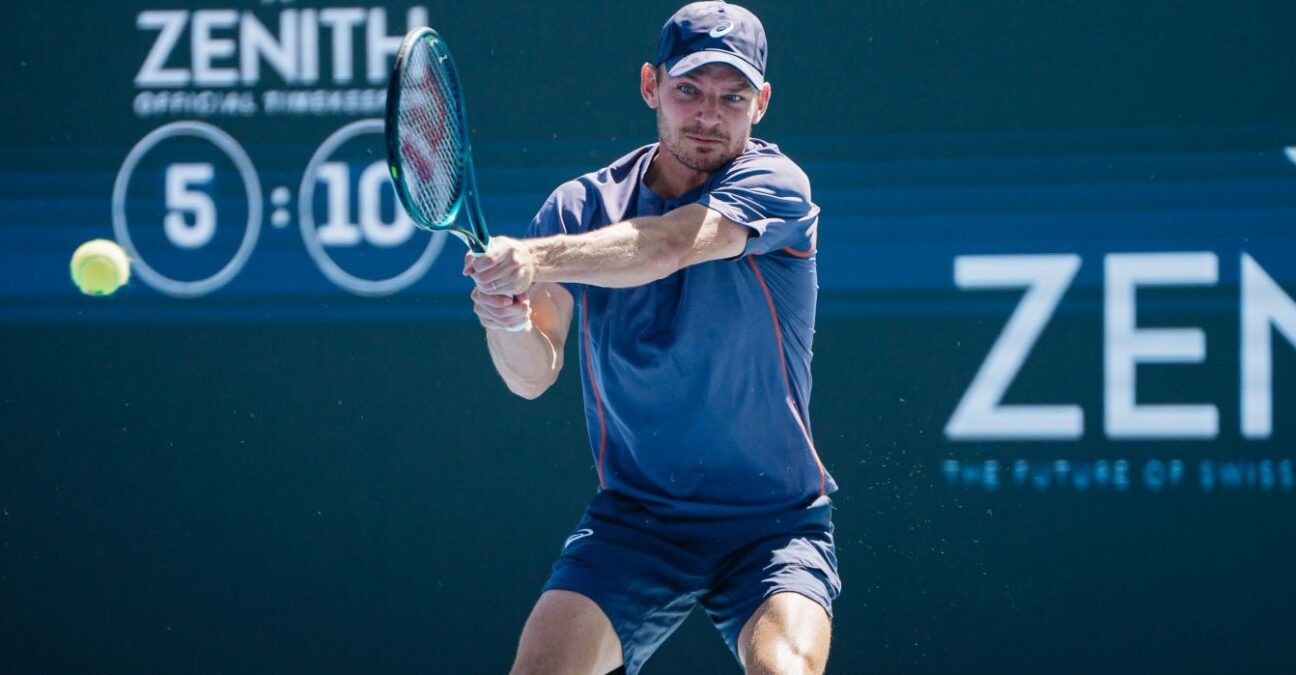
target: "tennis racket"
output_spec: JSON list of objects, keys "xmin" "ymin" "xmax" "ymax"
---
[{"xmin": 385, "ymin": 27, "xmax": 530, "ymax": 330}]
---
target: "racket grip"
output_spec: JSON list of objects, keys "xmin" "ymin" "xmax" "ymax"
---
[{"xmin": 471, "ymin": 250, "xmax": 533, "ymax": 333}]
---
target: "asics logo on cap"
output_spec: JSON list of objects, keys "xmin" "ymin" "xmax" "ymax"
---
[
  {"xmin": 709, "ymin": 20, "xmax": 735, "ymax": 37},
  {"xmin": 564, "ymin": 528, "xmax": 594, "ymax": 549}
]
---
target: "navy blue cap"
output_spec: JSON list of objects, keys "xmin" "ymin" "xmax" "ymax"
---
[{"xmin": 656, "ymin": 1, "xmax": 767, "ymax": 89}]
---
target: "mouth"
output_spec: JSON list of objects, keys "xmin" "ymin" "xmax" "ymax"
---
[{"xmin": 686, "ymin": 135, "xmax": 723, "ymax": 146}]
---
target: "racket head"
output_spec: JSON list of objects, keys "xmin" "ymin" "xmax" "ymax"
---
[{"xmin": 385, "ymin": 27, "xmax": 488, "ymax": 252}]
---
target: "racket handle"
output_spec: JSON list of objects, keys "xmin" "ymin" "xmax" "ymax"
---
[{"xmin": 471, "ymin": 250, "xmax": 533, "ymax": 333}]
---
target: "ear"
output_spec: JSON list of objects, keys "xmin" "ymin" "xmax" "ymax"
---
[
  {"xmin": 640, "ymin": 63, "xmax": 659, "ymax": 109},
  {"xmin": 751, "ymin": 82, "xmax": 772, "ymax": 125}
]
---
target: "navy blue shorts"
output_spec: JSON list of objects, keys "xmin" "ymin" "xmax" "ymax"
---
[{"xmin": 541, "ymin": 490, "xmax": 840, "ymax": 675}]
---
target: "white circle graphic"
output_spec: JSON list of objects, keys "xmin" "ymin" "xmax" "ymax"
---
[
  {"xmin": 298, "ymin": 119, "xmax": 446, "ymax": 297},
  {"xmin": 112, "ymin": 121, "xmax": 263, "ymax": 298},
  {"xmin": 709, "ymin": 21, "xmax": 735, "ymax": 37}
]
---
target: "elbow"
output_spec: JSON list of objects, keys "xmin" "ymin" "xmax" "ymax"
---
[
  {"xmin": 647, "ymin": 229, "xmax": 693, "ymax": 280},
  {"xmin": 643, "ymin": 206, "xmax": 726, "ymax": 278},
  {"xmin": 507, "ymin": 378, "xmax": 551, "ymax": 400},
  {"xmin": 505, "ymin": 362, "xmax": 562, "ymax": 400},
  {"xmin": 508, "ymin": 382, "xmax": 550, "ymax": 400}
]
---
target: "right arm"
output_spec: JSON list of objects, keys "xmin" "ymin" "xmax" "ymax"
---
[
  {"xmin": 473, "ymin": 180, "xmax": 579, "ymax": 399},
  {"xmin": 472, "ymin": 279, "xmax": 574, "ymax": 400}
]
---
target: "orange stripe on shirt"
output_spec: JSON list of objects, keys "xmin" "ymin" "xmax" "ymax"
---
[
  {"xmin": 745, "ymin": 257, "xmax": 828, "ymax": 495},
  {"xmin": 581, "ymin": 292, "xmax": 609, "ymax": 488},
  {"xmin": 781, "ymin": 218, "xmax": 819, "ymax": 258}
]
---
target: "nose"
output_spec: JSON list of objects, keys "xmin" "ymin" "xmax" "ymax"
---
[{"xmin": 694, "ymin": 94, "xmax": 724, "ymax": 126}]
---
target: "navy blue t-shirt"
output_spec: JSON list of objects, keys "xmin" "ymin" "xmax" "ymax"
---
[{"xmin": 525, "ymin": 139, "xmax": 835, "ymax": 518}]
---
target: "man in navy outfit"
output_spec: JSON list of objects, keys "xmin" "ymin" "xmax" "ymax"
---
[{"xmin": 464, "ymin": 3, "xmax": 839, "ymax": 673}]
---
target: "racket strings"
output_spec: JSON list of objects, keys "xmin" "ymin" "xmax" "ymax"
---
[{"xmin": 397, "ymin": 40, "xmax": 466, "ymax": 226}]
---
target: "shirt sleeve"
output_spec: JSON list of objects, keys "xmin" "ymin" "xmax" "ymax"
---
[
  {"xmin": 526, "ymin": 180, "xmax": 588, "ymax": 240},
  {"xmin": 524, "ymin": 189, "xmax": 567, "ymax": 239},
  {"xmin": 696, "ymin": 154, "xmax": 819, "ymax": 258},
  {"xmin": 524, "ymin": 180, "xmax": 587, "ymax": 293}
]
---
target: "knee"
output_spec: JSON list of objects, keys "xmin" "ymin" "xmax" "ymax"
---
[
  {"xmin": 743, "ymin": 640, "xmax": 827, "ymax": 675},
  {"xmin": 739, "ymin": 600, "xmax": 832, "ymax": 674}
]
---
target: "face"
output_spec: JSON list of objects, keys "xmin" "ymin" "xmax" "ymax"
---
[{"xmin": 644, "ymin": 63, "xmax": 771, "ymax": 173}]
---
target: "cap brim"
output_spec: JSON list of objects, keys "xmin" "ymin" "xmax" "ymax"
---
[{"xmin": 666, "ymin": 51, "xmax": 764, "ymax": 89}]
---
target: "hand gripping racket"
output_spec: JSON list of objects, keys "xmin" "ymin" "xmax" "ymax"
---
[{"xmin": 385, "ymin": 27, "xmax": 530, "ymax": 331}]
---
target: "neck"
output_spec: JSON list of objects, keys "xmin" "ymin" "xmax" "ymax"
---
[{"xmin": 644, "ymin": 146, "xmax": 711, "ymax": 200}]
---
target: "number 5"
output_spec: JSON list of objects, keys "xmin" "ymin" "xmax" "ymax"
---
[{"xmin": 164, "ymin": 163, "xmax": 216, "ymax": 248}]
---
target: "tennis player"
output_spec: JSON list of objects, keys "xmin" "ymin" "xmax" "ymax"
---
[{"xmin": 464, "ymin": 3, "xmax": 838, "ymax": 673}]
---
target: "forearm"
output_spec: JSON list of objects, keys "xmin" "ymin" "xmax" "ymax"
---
[
  {"xmin": 485, "ymin": 324, "xmax": 561, "ymax": 400},
  {"xmin": 530, "ymin": 217, "xmax": 685, "ymax": 288},
  {"xmin": 466, "ymin": 205, "xmax": 745, "ymax": 294}
]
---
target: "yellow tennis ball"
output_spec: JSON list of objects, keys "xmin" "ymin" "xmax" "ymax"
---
[{"xmin": 70, "ymin": 239, "xmax": 131, "ymax": 296}]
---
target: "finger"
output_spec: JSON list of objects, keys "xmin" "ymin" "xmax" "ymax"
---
[
  {"xmin": 477, "ymin": 301, "xmax": 527, "ymax": 327},
  {"xmin": 476, "ymin": 243, "xmax": 507, "ymax": 271},
  {"xmin": 500, "ymin": 274, "xmax": 534, "ymax": 297},
  {"xmin": 470, "ymin": 287, "xmax": 513, "ymax": 308},
  {"xmin": 494, "ymin": 303, "xmax": 529, "ymax": 321},
  {"xmin": 478, "ymin": 255, "xmax": 516, "ymax": 280},
  {"xmin": 468, "ymin": 261, "xmax": 501, "ymax": 284},
  {"xmin": 473, "ymin": 300, "xmax": 514, "ymax": 324},
  {"xmin": 500, "ymin": 281, "xmax": 529, "ymax": 297},
  {"xmin": 472, "ymin": 265, "xmax": 518, "ymax": 292},
  {"xmin": 506, "ymin": 299, "xmax": 534, "ymax": 330},
  {"xmin": 510, "ymin": 298, "xmax": 533, "ymax": 326},
  {"xmin": 469, "ymin": 249, "xmax": 493, "ymax": 273},
  {"xmin": 475, "ymin": 309, "xmax": 514, "ymax": 331},
  {"xmin": 473, "ymin": 289, "xmax": 524, "ymax": 315},
  {"xmin": 476, "ymin": 304, "xmax": 515, "ymax": 323}
]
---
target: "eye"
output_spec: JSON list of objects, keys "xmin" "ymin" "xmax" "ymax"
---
[
  {"xmin": 724, "ymin": 94, "xmax": 745, "ymax": 103},
  {"xmin": 677, "ymin": 84, "xmax": 697, "ymax": 95}
]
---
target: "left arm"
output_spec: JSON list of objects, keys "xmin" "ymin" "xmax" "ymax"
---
[{"xmin": 467, "ymin": 203, "xmax": 750, "ymax": 294}]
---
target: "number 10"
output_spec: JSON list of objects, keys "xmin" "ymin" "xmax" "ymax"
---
[{"xmin": 316, "ymin": 161, "xmax": 414, "ymax": 247}]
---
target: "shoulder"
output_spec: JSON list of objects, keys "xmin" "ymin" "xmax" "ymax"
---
[
  {"xmin": 550, "ymin": 143, "xmax": 657, "ymax": 209},
  {"xmin": 544, "ymin": 178, "xmax": 590, "ymax": 213},
  {"xmin": 710, "ymin": 139, "xmax": 812, "ymax": 197}
]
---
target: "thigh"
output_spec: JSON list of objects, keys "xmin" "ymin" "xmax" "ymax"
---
[
  {"xmin": 539, "ymin": 491, "xmax": 707, "ymax": 674},
  {"xmin": 737, "ymin": 592, "xmax": 832, "ymax": 675},
  {"xmin": 701, "ymin": 496, "xmax": 840, "ymax": 663},
  {"xmin": 512, "ymin": 589, "xmax": 623, "ymax": 675}
]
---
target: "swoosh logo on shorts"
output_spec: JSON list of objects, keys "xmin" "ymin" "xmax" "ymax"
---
[{"xmin": 563, "ymin": 528, "xmax": 594, "ymax": 549}]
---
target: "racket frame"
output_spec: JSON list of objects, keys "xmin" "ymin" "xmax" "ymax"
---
[
  {"xmin": 385, "ymin": 27, "xmax": 490, "ymax": 254},
  {"xmin": 385, "ymin": 27, "xmax": 531, "ymax": 332}
]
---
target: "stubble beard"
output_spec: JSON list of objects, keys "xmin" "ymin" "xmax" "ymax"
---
[{"xmin": 656, "ymin": 109, "xmax": 748, "ymax": 173}]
